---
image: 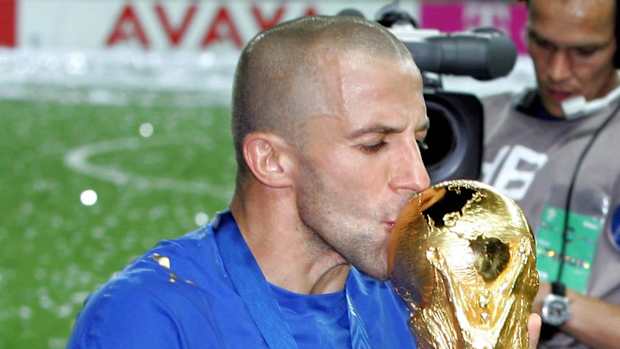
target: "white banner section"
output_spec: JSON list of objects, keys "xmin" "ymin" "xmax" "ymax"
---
[
  {"xmin": 0, "ymin": 1, "xmax": 534, "ymax": 105},
  {"xmin": 18, "ymin": 1, "xmax": 400, "ymax": 50}
]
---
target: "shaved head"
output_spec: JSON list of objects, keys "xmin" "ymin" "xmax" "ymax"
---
[{"xmin": 231, "ymin": 15, "xmax": 415, "ymax": 180}]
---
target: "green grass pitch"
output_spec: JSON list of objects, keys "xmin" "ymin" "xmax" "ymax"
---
[{"xmin": 0, "ymin": 98, "xmax": 236, "ymax": 348}]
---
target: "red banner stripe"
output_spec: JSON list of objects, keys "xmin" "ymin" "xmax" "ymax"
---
[{"xmin": 0, "ymin": 0, "xmax": 17, "ymax": 47}]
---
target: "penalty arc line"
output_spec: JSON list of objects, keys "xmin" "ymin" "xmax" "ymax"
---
[{"xmin": 64, "ymin": 137, "xmax": 232, "ymax": 200}]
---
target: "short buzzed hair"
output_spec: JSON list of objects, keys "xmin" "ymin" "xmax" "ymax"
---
[{"xmin": 231, "ymin": 15, "xmax": 412, "ymax": 179}]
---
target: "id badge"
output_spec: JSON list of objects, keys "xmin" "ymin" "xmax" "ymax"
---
[{"xmin": 536, "ymin": 205, "xmax": 604, "ymax": 294}]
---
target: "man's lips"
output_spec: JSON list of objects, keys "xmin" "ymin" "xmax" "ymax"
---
[
  {"xmin": 548, "ymin": 89, "xmax": 573, "ymax": 102},
  {"xmin": 384, "ymin": 221, "xmax": 396, "ymax": 231}
]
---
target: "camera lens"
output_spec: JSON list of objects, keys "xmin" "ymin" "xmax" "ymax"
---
[{"xmin": 422, "ymin": 101, "xmax": 456, "ymax": 168}]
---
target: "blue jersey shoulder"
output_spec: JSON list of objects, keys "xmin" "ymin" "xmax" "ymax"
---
[{"xmin": 66, "ymin": 225, "xmax": 237, "ymax": 349}]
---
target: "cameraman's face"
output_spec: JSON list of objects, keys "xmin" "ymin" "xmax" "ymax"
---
[{"xmin": 527, "ymin": 0, "xmax": 618, "ymax": 117}]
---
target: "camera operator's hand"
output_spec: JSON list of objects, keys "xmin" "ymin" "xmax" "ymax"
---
[{"xmin": 532, "ymin": 282, "xmax": 620, "ymax": 349}]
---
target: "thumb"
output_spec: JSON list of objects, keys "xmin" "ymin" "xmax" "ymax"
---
[{"xmin": 528, "ymin": 313, "xmax": 542, "ymax": 349}]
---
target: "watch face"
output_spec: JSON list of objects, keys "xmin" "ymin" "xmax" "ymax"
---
[{"xmin": 542, "ymin": 295, "xmax": 570, "ymax": 326}]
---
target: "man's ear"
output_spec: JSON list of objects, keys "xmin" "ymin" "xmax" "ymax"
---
[{"xmin": 242, "ymin": 132, "xmax": 296, "ymax": 188}]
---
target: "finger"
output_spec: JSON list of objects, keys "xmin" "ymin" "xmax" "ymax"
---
[{"xmin": 528, "ymin": 313, "xmax": 542, "ymax": 349}]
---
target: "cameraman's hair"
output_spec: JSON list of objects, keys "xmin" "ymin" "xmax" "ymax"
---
[{"xmin": 231, "ymin": 15, "xmax": 412, "ymax": 181}]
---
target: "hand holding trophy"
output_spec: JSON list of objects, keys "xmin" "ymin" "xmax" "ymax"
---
[{"xmin": 388, "ymin": 180, "xmax": 539, "ymax": 348}]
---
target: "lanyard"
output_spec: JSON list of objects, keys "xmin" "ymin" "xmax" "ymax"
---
[
  {"xmin": 212, "ymin": 211, "xmax": 375, "ymax": 349},
  {"xmin": 214, "ymin": 212, "xmax": 298, "ymax": 349}
]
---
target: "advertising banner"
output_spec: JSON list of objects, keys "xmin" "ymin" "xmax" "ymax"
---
[
  {"xmin": 0, "ymin": 0, "xmax": 16, "ymax": 47},
  {"xmin": 1, "ymin": 1, "xmax": 528, "ymax": 53}
]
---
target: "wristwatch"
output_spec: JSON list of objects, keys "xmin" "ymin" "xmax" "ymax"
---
[{"xmin": 541, "ymin": 281, "xmax": 571, "ymax": 327}]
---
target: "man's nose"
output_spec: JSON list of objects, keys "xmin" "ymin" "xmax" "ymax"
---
[
  {"xmin": 390, "ymin": 142, "xmax": 431, "ymax": 194},
  {"xmin": 547, "ymin": 49, "xmax": 572, "ymax": 82}
]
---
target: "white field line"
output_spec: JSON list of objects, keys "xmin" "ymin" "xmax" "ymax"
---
[{"xmin": 64, "ymin": 137, "xmax": 232, "ymax": 200}]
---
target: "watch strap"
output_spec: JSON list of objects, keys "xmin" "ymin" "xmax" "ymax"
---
[
  {"xmin": 551, "ymin": 281, "xmax": 566, "ymax": 296},
  {"xmin": 541, "ymin": 281, "xmax": 569, "ymax": 341},
  {"xmin": 540, "ymin": 322, "xmax": 560, "ymax": 341}
]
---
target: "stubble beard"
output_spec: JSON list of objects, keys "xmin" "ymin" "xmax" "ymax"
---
[{"xmin": 296, "ymin": 163, "xmax": 390, "ymax": 280}]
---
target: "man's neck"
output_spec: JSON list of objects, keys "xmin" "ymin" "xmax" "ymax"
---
[{"xmin": 230, "ymin": 186, "xmax": 351, "ymax": 295}]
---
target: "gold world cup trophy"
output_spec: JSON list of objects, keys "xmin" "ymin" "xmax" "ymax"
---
[{"xmin": 388, "ymin": 180, "xmax": 539, "ymax": 348}]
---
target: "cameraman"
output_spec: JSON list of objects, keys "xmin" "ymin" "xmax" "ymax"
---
[{"xmin": 482, "ymin": 0, "xmax": 620, "ymax": 347}]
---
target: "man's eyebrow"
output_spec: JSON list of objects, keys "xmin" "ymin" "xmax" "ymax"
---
[
  {"xmin": 527, "ymin": 29, "xmax": 559, "ymax": 47},
  {"xmin": 347, "ymin": 117, "xmax": 429, "ymax": 139},
  {"xmin": 416, "ymin": 117, "xmax": 430, "ymax": 132},
  {"xmin": 528, "ymin": 27, "xmax": 610, "ymax": 50},
  {"xmin": 527, "ymin": 29, "xmax": 548, "ymax": 43},
  {"xmin": 347, "ymin": 125, "xmax": 401, "ymax": 139}
]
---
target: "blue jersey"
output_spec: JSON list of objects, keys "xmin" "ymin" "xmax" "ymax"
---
[{"xmin": 67, "ymin": 211, "xmax": 417, "ymax": 349}]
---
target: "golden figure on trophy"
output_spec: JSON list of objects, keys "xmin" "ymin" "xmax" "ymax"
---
[{"xmin": 388, "ymin": 180, "xmax": 539, "ymax": 348}]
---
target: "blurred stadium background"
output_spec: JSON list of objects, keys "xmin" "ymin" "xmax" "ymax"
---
[{"xmin": 0, "ymin": 1, "xmax": 535, "ymax": 348}]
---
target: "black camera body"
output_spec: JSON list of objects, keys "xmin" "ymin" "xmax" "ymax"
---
[{"xmin": 421, "ymin": 91, "xmax": 484, "ymax": 184}]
